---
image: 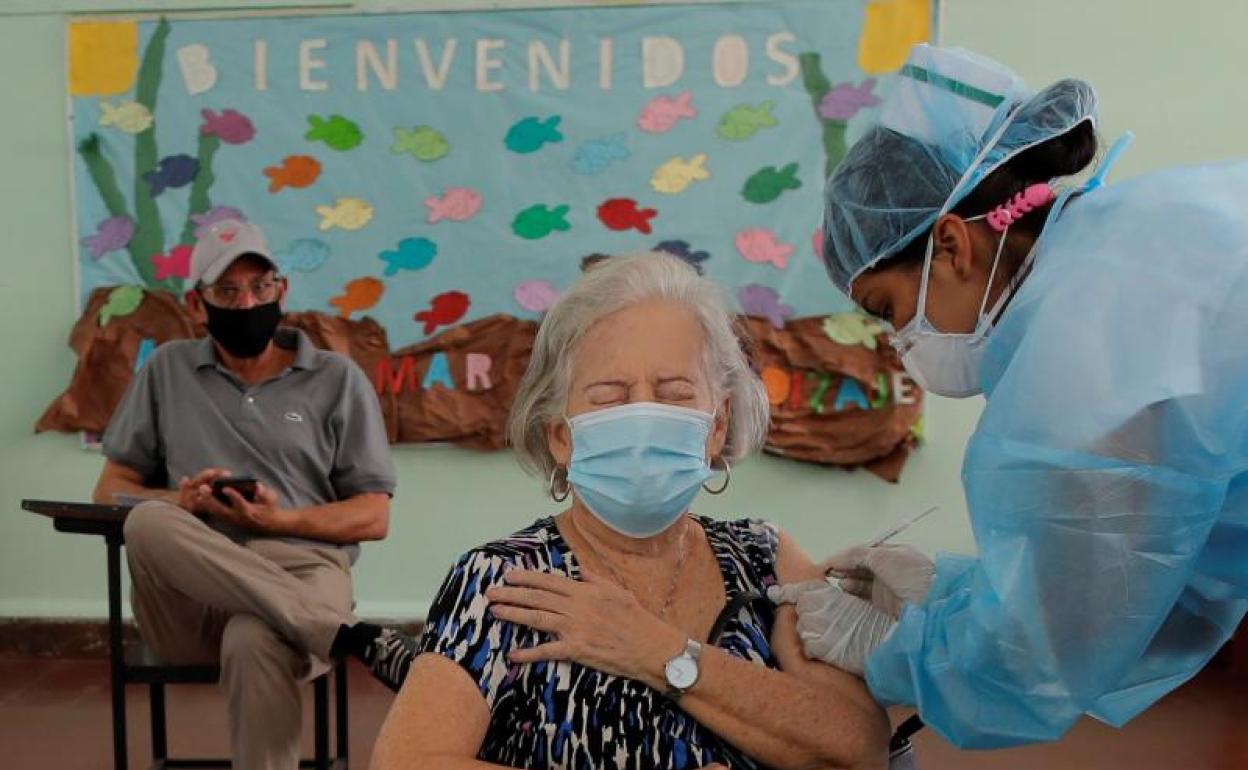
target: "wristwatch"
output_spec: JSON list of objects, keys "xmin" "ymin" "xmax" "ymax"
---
[{"xmin": 663, "ymin": 638, "xmax": 703, "ymax": 699}]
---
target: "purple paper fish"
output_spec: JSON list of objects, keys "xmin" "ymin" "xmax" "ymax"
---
[
  {"xmin": 738, "ymin": 284, "xmax": 794, "ymax": 330},
  {"xmin": 143, "ymin": 154, "xmax": 199, "ymax": 196},
  {"xmin": 819, "ymin": 79, "xmax": 880, "ymax": 121},
  {"xmin": 191, "ymin": 206, "xmax": 247, "ymax": 237},
  {"xmin": 200, "ymin": 108, "xmax": 256, "ymax": 145},
  {"xmin": 82, "ymin": 216, "xmax": 134, "ymax": 260}
]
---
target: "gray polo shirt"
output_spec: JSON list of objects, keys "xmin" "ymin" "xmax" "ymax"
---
[{"xmin": 102, "ymin": 328, "xmax": 396, "ymax": 561}]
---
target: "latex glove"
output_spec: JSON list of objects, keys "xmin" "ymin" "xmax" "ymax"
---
[
  {"xmin": 820, "ymin": 543, "xmax": 935, "ymax": 619},
  {"xmin": 768, "ymin": 580, "xmax": 897, "ymax": 675}
]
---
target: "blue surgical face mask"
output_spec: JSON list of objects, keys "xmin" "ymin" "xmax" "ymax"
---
[{"xmin": 566, "ymin": 402, "xmax": 714, "ymax": 539}]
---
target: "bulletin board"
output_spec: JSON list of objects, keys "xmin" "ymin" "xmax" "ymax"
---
[{"xmin": 47, "ymin": 0, "xmax": 934, "ymax": 480}]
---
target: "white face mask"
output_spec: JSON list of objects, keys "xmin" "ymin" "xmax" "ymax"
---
[{"xmin": 890, "ymin": 219, "xmax": 1036, "ymax": 398}]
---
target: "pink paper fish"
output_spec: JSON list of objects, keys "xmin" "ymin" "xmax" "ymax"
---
[
  {"xmin": 514, "ymin": 280, "xmax": 560, "ymax": 313},
  {"xmin": 819, "ymin": 80, "xmax": 880, "ymax": 121},
  {"xmin": 191, "ymin": 206, "xmax": 247, "ymax": 238},
  {"xmin": 200, "ymin": 108, "xmax": 256, "ymax": 145},
  {"xmin": 424, "ymin": 187, "xmax": 483, "ymax": 224},
  {"xmin": 151, "ymin": 244, "xmax": 193, "ymax": 281},
  {"xmin": 637, "ymin": 90, "xmax": 697, "ymax": 133},
  {"xmin": 735, "ymin": 228, "xmax": 795, "ymax": 270},
  {"xmin": 812, "ymin": 226, "xmax": 823, "ymax": 258}
]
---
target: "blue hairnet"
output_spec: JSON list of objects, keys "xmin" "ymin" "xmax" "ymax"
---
[{"xmin": 822, "ymin": 44, "xmax": 1098, "ymax": 293}]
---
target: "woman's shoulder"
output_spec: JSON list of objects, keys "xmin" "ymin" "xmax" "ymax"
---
[
  {"xmin": 451, "ymin": 516, "xmax": 571, "ymax": 576},
  {"xmin": 696, "ymin": 515, "xmax": 782, "ymax": 578}
]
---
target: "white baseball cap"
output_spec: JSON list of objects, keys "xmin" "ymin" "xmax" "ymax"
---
[{"xmin": 189, "ymin": 219, "xmax": 277, "ymax": 285}]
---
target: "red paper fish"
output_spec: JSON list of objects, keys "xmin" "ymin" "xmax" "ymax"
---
[
  {"xmin": 414, "ymin": 291, "xmax": 470, "ymax": 335},
  {"xmin": 151, "ymin": 244, "xmax": 193, "ymax": 281},
  {"xmin": 596, "ymin": 198, "xmax": 658, "ymax": 234}
]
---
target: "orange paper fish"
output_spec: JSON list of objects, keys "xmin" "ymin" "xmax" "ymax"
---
[
  {"xmin": 329, "ymin": 277, "xmax": 384, "ymax": 319},
  {"xmin": 263, "ymin": 155, "xmax": 322, "ymax": 193}
]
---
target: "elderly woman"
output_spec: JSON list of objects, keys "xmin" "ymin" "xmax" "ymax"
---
[{"xmin": 371, "ymin": 253, "xmax": 889, "ymax": 770}]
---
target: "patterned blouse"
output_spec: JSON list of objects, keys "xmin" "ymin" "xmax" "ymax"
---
[{"xmin": 418, "ymin": 515, "xmax": 783, "ymax": 770}]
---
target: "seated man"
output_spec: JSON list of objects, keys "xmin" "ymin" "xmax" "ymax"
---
[{"xmin": 93, "ymin": 219, "xmax": 397, "ymax": 770}]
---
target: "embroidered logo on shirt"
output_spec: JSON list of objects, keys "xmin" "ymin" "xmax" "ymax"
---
[{"xmin": 284, "ymin": 411, "xmax": 304, "ymax": 423}]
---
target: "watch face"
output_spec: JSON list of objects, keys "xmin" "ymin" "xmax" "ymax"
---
[{"xmin": 665, "ymin": 655, "xmax": 699, "ymax": 690}]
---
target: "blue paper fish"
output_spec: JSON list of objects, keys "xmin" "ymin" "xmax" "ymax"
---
[
  {"xmin": 654, "ymin": 239, "xmax": 711, "ymax": 275},
  {"xmin": 379, "ymin": 237, "xmax": 438, "ymax": 276},
  {"xmin": 274, "ymin": 238, "xmax": 331, "ymax": 274},
  {"xmin": 505, "ymin": 116, "xmax": 563, "ymax": 154},
  {"xmin": 143, "ymin": 154, "xmax": 199, "ymax": 196},
  {"xmin": 571, "ymin": 133, "xmax": 630, "ymax": 175}
]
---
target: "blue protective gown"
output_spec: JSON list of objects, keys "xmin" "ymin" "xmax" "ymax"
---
[{"xmin": 865, "ymin": 162, "xmax": 1248, "ymax": 749}]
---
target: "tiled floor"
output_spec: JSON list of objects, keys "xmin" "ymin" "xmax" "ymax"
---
[{"xmin": 1, "ymin": 655, "xmax": 1244, "ymax": 769}]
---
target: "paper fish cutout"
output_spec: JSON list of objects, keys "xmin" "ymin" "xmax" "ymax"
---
[
  {"xmin": 99, "ymin": 285, "xmax": 144, "ymax": 326},
  {"xmin": 742, "ymin": 163, "xmax": 802, "ymax": 204},
  {"xmin": 735, "ymin": 228, "xmax": 795, "ymax": 269},
  {"xmin": 651, "ymin": 154, "xmax": 710, "ymax": 195},
  {"xmin": 738, "ymin": 284, "xmax": 795, "ymax": 330},
  {"xmin": 823, "ymin": 313, "xmax": 885, "ymax": 350},
  {"xmin": 571, "ymin": 133, "xmax": 630, "ymax": 175},
  {"xmin": 316, "ymin": 197, "xmax": 374, "ymax": 231},
  {"xmin": 150, "ymin": 244, "xmax": 193, "ymax": 281},
  {"xmin": 176, "ymin": 44, "xmax": 216, "ymax": 95},
  {"xmin": 380, "ymin": 237, "xmax": 438, "ymax": 276},
  {"xmin": 654, "ymin": 239, "xmax": 711, "ymax": 275},
  {"xmin": 329, "ymin": 277, "xmax": 385, "ymax": 319},
  {"xmin": 264, "ymin": 155, "xmax": 322, "ymax": 193},
  {"xmin": 305, "ymin": 114, "xmax": 363, "ymax": 151},
  {"xmin": 819, "ymin": 79, "xmax": 880, "ymax": 121},
  {"xmin": 513, "ymin": 280, "xmax": 560, "ymax": 313},
  {"xmin": 425, "ymin": 187, "xmax": 482, "ymax": 224},
  {"xmin": 99, "ymin": 100, "xmax": 152, "ymax": 134},
  {"xmin": 717, "ymin": 102, "xmax": 778, "ymax": 141},
  {"xmin": 812, "ymin": 227, "xmax": 824, "ymax": 258},
  {"xmin": 415, "ymin": 291, "xmax": 471, "ymax": 335},
  {"xmin": 505, "ymin": 115, "xmax": 563, "ymax": 154},
  {"xmin": 392, "ymin": 125, "xmax": 450, "ymax": 161},
  {"xmin": 512, "ymin": 204, "xmax": 571, "ymax": 240},
  {"xmin": 274, "ymin": 238, "xmax": 330, "ymax": 273},
  {"xmin": 143, "ymin": 154, "xmax": 199, "ymax": 196},
  {"xmin": 191, "ymin": 206, "xmax": 246, "ymax": 238},
  {"xmin": 82, "ymin": 216, "xmax": 134, "ymax": 260},
  {"xmin": 597, "ymin": 198, "xmax": 657, "ymax": 234},
  {"xmin": 200, "ymin": 108, "xmax": 255, "ymax": 144},
  {"xmin": 637, "ymin": 90, "xmax": 697, "ymax": 133}
]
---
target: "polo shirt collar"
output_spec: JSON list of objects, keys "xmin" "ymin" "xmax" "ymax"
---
[{"xmin": 193, "ymin": 327, "xmax": 321, "ymax": 371}]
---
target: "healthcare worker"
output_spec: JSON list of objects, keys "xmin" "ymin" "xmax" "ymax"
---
[{"xmin": 769, "ymin": 43, "xmax": 1248, "ymax": 749}]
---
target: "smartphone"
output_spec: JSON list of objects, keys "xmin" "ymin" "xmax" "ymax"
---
[{"xmin": 212, "ymin": 477, "xmax": 258, "ymax": 505}]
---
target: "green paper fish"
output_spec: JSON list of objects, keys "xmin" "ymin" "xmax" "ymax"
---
[
  {"xmin": 716, "ymin": 101, "xmax": 778, "ymax": 141},
  {"xmin": 392, "ymin": 125, "xmax": 450, "ymax": 161},
  {"xmin": 822, "ymin": 312, "xmax": 884, "ymax": 350},
  {"xmin": 99, "ymin": 285, "xmax": 145, "ymax": 326},
  {"xmin": 305, "ymin": 114, "xmax": 363, "ymax": 151},
  {"xmin": 512, "ymin": 204, "xmax": 571, "ymax": 240},
  {"xmin": 742, "ymin": 163, "xmax": 802, "ymax": 204}
]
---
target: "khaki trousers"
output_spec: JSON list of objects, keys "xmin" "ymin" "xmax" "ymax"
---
[{"xmin": 123, "ymin": 501, "xmax": 354, "ymax": 770}]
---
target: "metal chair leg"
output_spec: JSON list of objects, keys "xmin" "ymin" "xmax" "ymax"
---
[
  {"xmin": 335, "ymin": 660, "xmax": 349, "ymax": 764},
  {"xmin": 106, "ymin": 537, "xmax": 128, "ymax": 770},
  {"xmin": 150, "ymin": 682, "xmax": 168, "ymax": 760},
  {"xmin": 314, "ymin": 673, "xmax": 329, "ymax": 770}
]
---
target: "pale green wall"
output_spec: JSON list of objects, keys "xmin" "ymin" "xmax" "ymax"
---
[{"xmin": 1, "ymin": 0, "xmax": 1243, "ymax": 619}]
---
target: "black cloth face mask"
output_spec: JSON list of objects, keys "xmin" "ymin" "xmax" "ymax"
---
[{"xmin": 203, "ymin": 300, "xmax": 282, "ymax": 358}]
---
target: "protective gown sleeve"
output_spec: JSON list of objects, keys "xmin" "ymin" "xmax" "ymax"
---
[{"xmin": 865, "ymin": 167, "xmax": 1248, "ymax": 749}]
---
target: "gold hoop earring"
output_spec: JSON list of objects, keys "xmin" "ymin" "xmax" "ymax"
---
[
  {"xmin": 702, "ymin": 459, "xmax": 730, "ymax": 495},
  {"xmin": 549, "ymin": 467, "xmax": 571, "ymax": 502}
]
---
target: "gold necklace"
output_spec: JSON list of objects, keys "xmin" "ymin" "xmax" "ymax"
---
[{"xmin": 568, "ymin": 513, "xmax": 692, "ymax": 620}]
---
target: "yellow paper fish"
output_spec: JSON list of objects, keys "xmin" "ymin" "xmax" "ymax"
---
[
  {"xmin": 650, "ymin": 154, "xmax": 710, "ymax": 195},
  {"xmin": 99, "ymin": 100, "xmax": 153, "ymax": 134},
  {"xmin": 315, "ymin": 197, "xmax": 375, "ymax": 231}
]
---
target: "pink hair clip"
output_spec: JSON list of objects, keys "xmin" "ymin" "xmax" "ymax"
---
[{"xmin": 985, "ymin": 183, "xmax": 1056, "ymax": 232}]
